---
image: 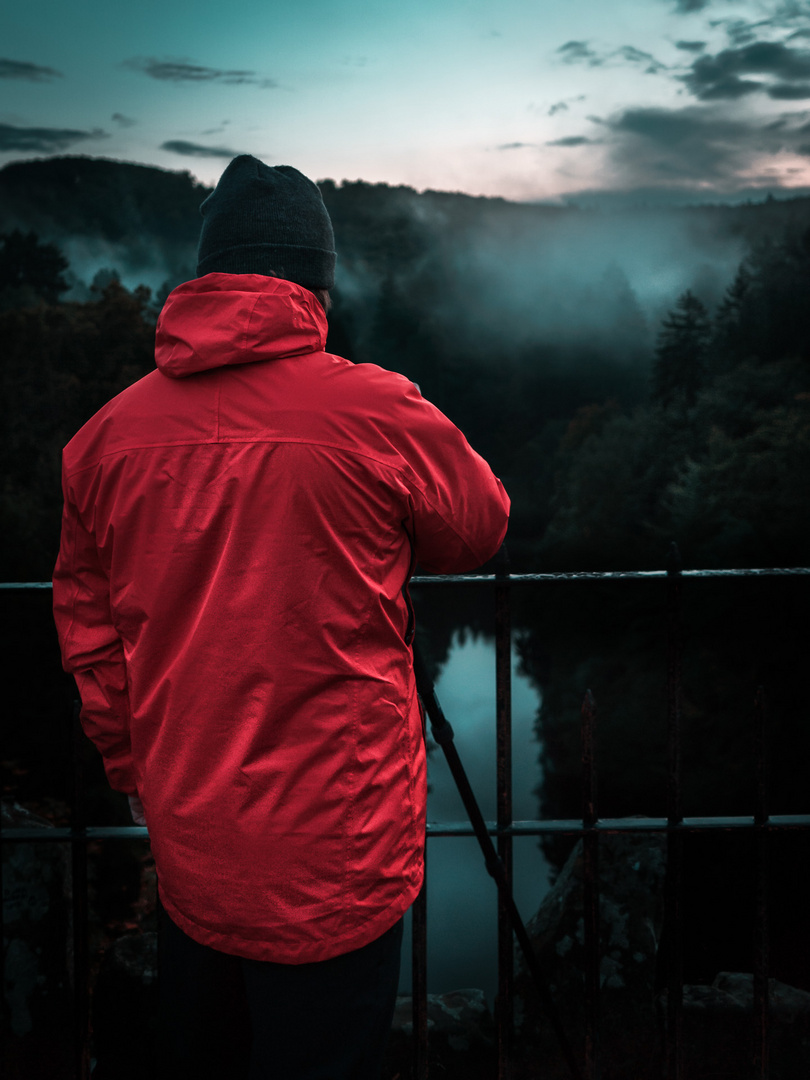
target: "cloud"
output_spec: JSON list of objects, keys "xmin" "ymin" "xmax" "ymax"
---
[
  {"xmin": 684, "ymin": 41, "xmax": 810, "ymax": 99},
  {"xmin": 557, "ymin": 41, "xmax": 601, "ymax": 66},
  {"xmin": 691, "ymin": 74, "xmax": 764, "ymax": 98},
  {"xmin": 602, "ymin": 105, "xmax": 810, "ymax": 188},
  {"xmin": 496, "ymin": 142, "xmax": 539, "ymax": 151},
  {"xmin": 112, "ymin": 113, "xmax": 136, "ymax": 128},
  {"xmin": 616, "ymin": 45, "xmax": 669, "ymax": 74},
  {"xmin": 546, "ymin": 94, "xmax": 587, "ymax": 117},
  {"xmin": 124, "ymin": 57, "xmax": 278, "ymax": 88},
  {"xmin": 710, "ymin": 19, "xmax": 761, "ymax": 47},
  {"xmin": 609, "ymin": 107, "xmax": 744, "ymax": 156},
  {"xmin": 712, "ymin": 7, "xmax": 810, "ymax": 47},
  {"xmin": 546, "ymin": 136, "xmax": 598, "ymax": 147},
  {"xmin": 672, "ymin": 0, "xmax": 711, "ymax": 11},
  {"xmin": 556, "ymin": 40, "xmax": 668, "ymax": 74},
  {"xmin": 0, "ymin": 122, "xmax": 107, "ymax": 153},
  {"xmin": 161, "ymin": 140, "xmax": 242, "ymax": 159},
  {"xmin": 676, "ymin": 41, "xmax": 707, "ymax": 53},
  {"xmin": 0, "ymin": 57, "xmax": 62, "ymax": 81},
  {"xmin": 768, "ymin": 82, "xmax": 810, "ymax": 98}
]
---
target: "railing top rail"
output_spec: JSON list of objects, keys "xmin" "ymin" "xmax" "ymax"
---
[
  {"xmin": 3, "ymin": 566, "xmax": 810, "ymax": 590},
  {"xmin": 0, "ymin": 581, "xmax": 56, "ymax": 589},
  {"xmin": 5, "ymin": 814, "xmax": 810, "ymax": 843},
  {"xmin": 415, "ymin": 566, "xmax": 810, "ymax": 583}
]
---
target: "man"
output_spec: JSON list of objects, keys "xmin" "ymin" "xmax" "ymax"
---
[{"xmin": 53, "ymin": 155, "xmax": 509, "ymax": 1079}]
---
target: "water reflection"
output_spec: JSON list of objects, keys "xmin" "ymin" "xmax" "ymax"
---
[{"xmin": 400, "ymin": 631, "xmax": 551, "ymax": 1004}]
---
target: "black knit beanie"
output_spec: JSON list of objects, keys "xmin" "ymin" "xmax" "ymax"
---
[{"xmin": 196, "ymin": 155, "xmax": 336, "ymax": 288}]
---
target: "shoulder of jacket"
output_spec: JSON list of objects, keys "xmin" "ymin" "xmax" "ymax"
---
[
  {"xmin": 344, "ymin": 358, "xmax": 428, "ymax": 403},
  {"xmin": 62, "ymin": 370, "xmax": 163, "ymax": 473}
]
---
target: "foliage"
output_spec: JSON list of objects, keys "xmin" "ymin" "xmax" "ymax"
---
[
  {"xmin": 0, "ymin": 156, "xmax": 207, "ymax": 245},
  {"xmin": 519, "ymin": 220, "xmax": 810, "ymax": 989},
  {"xmin": 651, "ymin": 290, "xmax": 711, "ymax": 407},
  {"xmin": 0, "ymin": 279, "xmax": 155, "ymax": 578},
  {"xmin": 539, "ymin": 225, "xmax": 810, "ymax": 572},
  {"xmin": 0, "ymin": 230, "xmax": 70, "ymax": 308}
]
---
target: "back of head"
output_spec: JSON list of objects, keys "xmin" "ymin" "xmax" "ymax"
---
[{"xmin": 196, "ymin": 155, "xmax": 336, "ymax": 290}]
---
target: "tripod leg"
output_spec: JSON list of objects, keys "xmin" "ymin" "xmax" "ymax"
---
[{"xmin": 413, "ymin": 641, "xmax": 583, "ymax": 1080}]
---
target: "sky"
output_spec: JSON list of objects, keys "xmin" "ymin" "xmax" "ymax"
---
[{"xmin": 3, "ymin": 0, "xmax": 810, "ymax": 203}]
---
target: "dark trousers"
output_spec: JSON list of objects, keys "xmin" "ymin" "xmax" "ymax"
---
[{"xmin": 157, "ymin": 903, "xmax": 403, "ymax": 1080}]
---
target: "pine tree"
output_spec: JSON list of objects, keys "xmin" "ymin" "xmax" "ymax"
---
[
  {"xmin": 651, "ymin": 290, "xmax": 711, "ymax": 406},
  {"xmin": 710, "ymin": 264, "xmax": 755, "ymax": 375}
]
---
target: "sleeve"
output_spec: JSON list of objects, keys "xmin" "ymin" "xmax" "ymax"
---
[
  {"xmin": 397, "ymin": 383, "xmax": 511, "ymax": 574},
  {"xmin": 52, "ymin": 462, "xmax": 138, "ymax": 796}
]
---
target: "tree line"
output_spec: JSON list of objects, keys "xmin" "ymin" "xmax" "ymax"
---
[
  {"xmin": 542, "ymin": 226, "xmax": 810, "ymax": 572},
  {"xmin": 3, "ymin": 218, "xmax": 807, "ymax": 580}
]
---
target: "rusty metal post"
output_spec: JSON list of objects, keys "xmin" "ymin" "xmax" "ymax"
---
[
  {"xmin": 0, "ymin": 774, "xmax": 4, "ymax": 1080},
  {"xmin": 581, "ymin": 690, "xmax": 600, "ymax": 1079},
  {"xmin": 664, "ymin": 544, "xmax": 684, "ymax": 1080},
  {"xmin": 753, "ymin": 686, "xmax": 770, "ymax": 1079},
  {"xmin": 412, "ymin": 854, "xmax": 429, "ymax": 1080},
  {"xmin": 71, "ymin": 700, "xmax": 91, "ymax": 1080},
  {"xmin": 495, "ymin": 550, "xmax": 513, "ymax": 1079}
]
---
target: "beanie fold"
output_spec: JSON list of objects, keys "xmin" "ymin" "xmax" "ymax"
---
[{"xmin": 196, "ymin": 242, "xmax": 337, "ymax": 286}]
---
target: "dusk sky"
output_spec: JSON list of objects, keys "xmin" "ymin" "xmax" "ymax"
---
[{"xmin": 3, "ymin": 0, "xmax": 810, "ymax": 202}]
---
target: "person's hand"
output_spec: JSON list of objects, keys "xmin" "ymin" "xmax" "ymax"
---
[{"xmin": 128, "ymin": 794, "xmax": 147, "ymax": 828}]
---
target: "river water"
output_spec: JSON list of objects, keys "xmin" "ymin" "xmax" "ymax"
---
[{"xmin": 399, "ymin": 631, "xmax": 551, "ymax": 1004}]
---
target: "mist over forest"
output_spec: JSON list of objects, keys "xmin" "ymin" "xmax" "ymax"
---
[
  {"xmin": 3, "ymin": 154, "xmax": 807, "ymax": 574},
  {"xmin": 0, "ymin": 155, "xmax": 799, "ymax": 367},
  {"xmin": 2, "ymin": 155, "xmax": 809, "ymax": 994}
]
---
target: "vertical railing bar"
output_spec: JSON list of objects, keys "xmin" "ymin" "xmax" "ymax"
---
[
  {"xmin": 495, "ymin": 551, "xmax": 513, "ymax": 1079},
  {"xmin": 412, "ymin": 857, "xmax": 429, "ymax": 1080},
  {"xmin": 753, "ymin": 685, "xmax": 770, "ymax": 1079},
  {"xmin": 0, "ymin": 791, "xmax": 5, "ymax": 1079},
  {"xmin": 71, "ymin": 701, "xmax": 91, "ymax": 1080},
  {"xmin": 664, "ymin": 544, "xmax": 684, "ymax": 1080},
  {"xmin": 582, "ymin": 689, "xmax": 600, "ymax": 1079}
]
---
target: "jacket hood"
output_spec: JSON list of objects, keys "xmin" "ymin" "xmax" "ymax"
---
[{"xmin": 155, "ymin": 273, "xmax": 329, "ymax": 379}]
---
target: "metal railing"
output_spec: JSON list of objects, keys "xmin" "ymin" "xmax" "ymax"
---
[{"xmin": 2, "ymin": 558, "xmax": 810, "ymax": 1079}]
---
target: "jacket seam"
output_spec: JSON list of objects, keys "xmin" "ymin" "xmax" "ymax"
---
[
  {"xmin": 63, "ymin": 438, "xmax": 483, "ymax": 560},
  {"xmin": 60, "ymin": 492, "xmax": 83, "ymax": 649},
  {"xmin": 215, "ymin": 370, "xmax": 222, "ymax": 441}
]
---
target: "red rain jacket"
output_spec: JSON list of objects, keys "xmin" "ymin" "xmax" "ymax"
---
[{"xmin": 53, "ymin": 273, "xmax": 510, "ymax": 963}]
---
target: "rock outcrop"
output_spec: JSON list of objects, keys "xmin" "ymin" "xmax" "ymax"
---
[
  {"xmin": 382, "ymin": 988, "xmax": 496, "ymax": 1079},
  {"xmin": 671, "ymin": 972, "xmax": 810, "ymax": 1079}
]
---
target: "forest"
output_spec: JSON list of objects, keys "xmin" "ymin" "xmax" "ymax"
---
[
  {"xmin": 2, "ymin": 155, "xmax": 809, "ymax": 578},
  {"xmin": 1, "ymin": 155, "xmax": 809, "ymax": 1004}
]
